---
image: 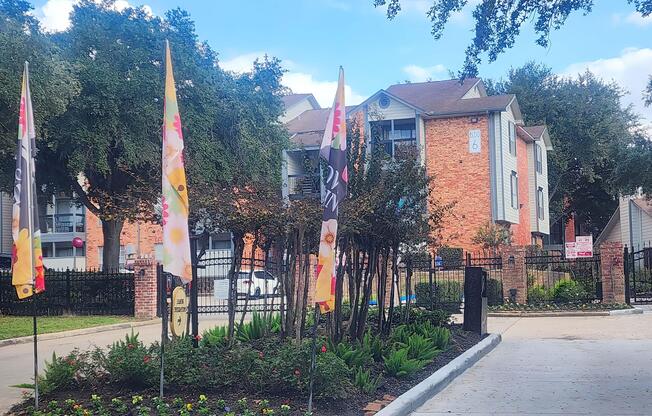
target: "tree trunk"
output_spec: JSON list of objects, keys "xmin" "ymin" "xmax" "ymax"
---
[{"xmin": 101, "ymin": 219, "xmax": 124, "ymax": 271}]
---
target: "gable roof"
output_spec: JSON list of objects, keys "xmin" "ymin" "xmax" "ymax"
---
[
  {"xmin": 281, "ymin": 93, "xmax": 320, "ymax": 110},
  {"xmin": 385, "ymin": 78, "xmax": 481, "ymax": 112},
  {"xmin": 595, "ymin": 206, "xmax": 621, "ymax": 246},
  {"xmin": 286, "ymin": 107, "xmax": 355, "ymax": 147}
]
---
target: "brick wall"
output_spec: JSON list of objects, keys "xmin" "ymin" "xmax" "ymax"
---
[
  {"xmin": 565, "ymin": 214, "xmax": 576, "ymax": 243},
  {"xmin": 424, "ymin": 116, "xmax": 492, "ymax": 252},
  {"xmin": 510, "ymin": 137, "xmax": 532, "ymax": 245},
  {"xmin": 133, "ymin": 257, "xmax": 158, "ymax": 319},
  {"xmin": 501, "ymin": 246, "xmax": 527, "ymax": 304},
  {"xmin": 85, "ymin": 211, "xmax": 162, "ymax": 269},
  {"xmin": 600, "ymin": 242, "xmax": 625, "ymax": 304}
]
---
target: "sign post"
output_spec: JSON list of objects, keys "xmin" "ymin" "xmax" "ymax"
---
[{"xmin": 565, "ymin": 235, "xmax": 593, "ymax": 259}]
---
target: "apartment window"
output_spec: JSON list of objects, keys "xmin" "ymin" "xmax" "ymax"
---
[
  {"xmin": 508, "ymin": 121, "xmax": 516, "ymax": 156},
  {"xmin": 370, "ymin": 118, "xmax": 417, "ymax": 159},
  {"xmin": 510, "ymin": 171, "xmax": 519, "ymax": 210},
  {"xmin": 535, "ymin": 144, "xmax": 543, "ymax": 174},
  {"xmin": 42, "ymin": 242, "xmax": 54, "ymax": 258},
  {"xmin": 537, "ymin": 187, "xmax": 545, "ymax": 220}
]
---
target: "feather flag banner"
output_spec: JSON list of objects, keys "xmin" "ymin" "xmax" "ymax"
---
[
  {"xmin": 12, "ymin": 62, "xmax": 44, "ymax": 300},
  {"xmin": 314, "ymin": 67, "xmax": 348, "ymax": 313},
  {"xmin": 162, "ymin": 41, "xmax": 192, "ymax": 283}
]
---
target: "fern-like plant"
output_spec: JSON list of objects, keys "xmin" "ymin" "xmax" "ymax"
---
[
  {"xmin": 405, "ymin": 334, "xmax": 439, "ymax": 362},
  {"xmin": 353, "ymin": 367, "xmax": 383, "ymax": 394},
  {"xmin": 383, "ymin": 348, "xmax": 424, "ymax": 378}
]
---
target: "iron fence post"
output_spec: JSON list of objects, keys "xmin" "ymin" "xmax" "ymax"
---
[
  {"xmin": 428, "ymin": 254, "xmax": 434, "ymax": 310},
  {"xmin": 190, "ymin": 235, "xmax": 199, "ymax": 347},
  {"xmin": 624, "ymin": 246, "xmax": 631, "ymax": 305},
  {"xmin": 65, "ymin": 269, "xmax": 71, "ymax": 313}
]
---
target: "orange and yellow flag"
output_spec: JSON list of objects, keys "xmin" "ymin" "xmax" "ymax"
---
[
  {"xmin": 12, "ymin": 62, "xmax": 44, "ymax": 299},
  {"xmin": 314, "ymin": 67, "xmax": 348, "ymax": 313},
  {"xmin": 162, "ymin": 41, "xmax": 192, "ymax": 283}
]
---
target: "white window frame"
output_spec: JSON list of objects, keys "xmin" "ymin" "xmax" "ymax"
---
[
  {"xmin": 535, "ymin": 144, "xmax": 543, "ymax": 174},
  {"xmin": 510, "ymin": 171, "xmax": 519, "ymax": 210},
  {"xmin": 508, "ymin": 121, "xmax": 516, "ymax": 156},
  {"xmin": 537, "ymin": 187, "xmax": 545, "ymax": 220}
]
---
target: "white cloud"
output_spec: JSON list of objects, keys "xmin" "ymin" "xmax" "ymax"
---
[
  {"xmin": 33, "ymin": 0, "xmax": 152, "ymax": 32},
  {"xmin": 626, "ymin": 11, "xmax": 652, "ymax": 26},
  {"xmin": 562, "ymin": 48, "xmax": 652, "ymax": 131},
  {"xmin": 402, "ymin": 64, "xmax": 447, "ymax": 82},
  {"xmin": 220, "ymin": 53, "xmax": 366, "ymax": 106}
]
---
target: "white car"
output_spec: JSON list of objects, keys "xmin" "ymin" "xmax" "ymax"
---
[{"xmin": 236, "ymin": 270, "xmax": 279, "ymax": 299}]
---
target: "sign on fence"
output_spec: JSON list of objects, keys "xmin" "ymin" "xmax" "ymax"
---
[{"xmin": 565, "ymin": 235, "xmax": 593, "ymax": 259}]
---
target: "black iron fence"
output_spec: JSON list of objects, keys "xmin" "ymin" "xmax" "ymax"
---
[
  {"xmin": 625, "ymin": 245, "xmax": 652, "ymax": 304},
  {"xmin": 400, "ymin": 254, "xmax": 503, "ymax": 312},
  {"xmin": 195, "ymin": 253, "xmax": 284, "ymax": 314},
  {"xmin": 525, "ymin": 252, "xmax": 602, "ymax": 304},
  {"xmin": 0, "ymin": 269, "xmax": 134, "ymax": 316}
]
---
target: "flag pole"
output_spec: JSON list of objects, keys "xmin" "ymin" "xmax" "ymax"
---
[
  {"xmin": 307, "ymin": 303, "xmax": 320, "ymax": 413},
  {"xmin": 24, "ymin": 61, "xmax": 39, "ymax": 410},
  {"xmin": 159, "ymin": 265, "xmax": 167, "ymax": 398}
]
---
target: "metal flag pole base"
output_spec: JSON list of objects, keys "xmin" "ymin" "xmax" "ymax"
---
[
  {"xmin": 159, "ymin": 265, "xmax": 168, "ymax": 399},
  {"xmin": 32, "ymin": 290, "xmax": 39, "ymax": 409},
  {"xmin": 307, "ymin": 304, "xmax": 321, "ymax": 414}
]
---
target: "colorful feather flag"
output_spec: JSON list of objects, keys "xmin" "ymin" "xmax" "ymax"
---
[
  {"xmin": 314, "ymin": 67, "xmax": 348, "ymax": 313},
  {"xmin": 162, "ymin": 41, "xmax": 192, "ymax": 283},
  {"xmin": 12, "ymin": 62, "xmax": 44, "ymax": 299}
]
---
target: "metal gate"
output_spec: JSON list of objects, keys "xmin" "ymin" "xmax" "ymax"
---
[
  {"xmin": 194, "ymin": 251, "xmax": 283, "ymax": 314},
  {"xmin": 625, "ymin": 246, "xmax": 652, "ymax": 304}
]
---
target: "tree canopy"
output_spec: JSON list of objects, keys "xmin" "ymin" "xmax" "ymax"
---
[
  {"xmin": 374, "ymin": 0, "xmax": 652, "ymax": 78},
  {"xmin": 487, "ymin": 62, "xmax": 640, "ymax": 236}
]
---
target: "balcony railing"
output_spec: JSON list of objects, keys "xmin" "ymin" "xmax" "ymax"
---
[
  {"xmin": 288, "ymin": 173, "xmax": 320, "ymax": 200},
  {"xmin": 40, "ymin": 213, "xmax": 85, "ymax": 234}
]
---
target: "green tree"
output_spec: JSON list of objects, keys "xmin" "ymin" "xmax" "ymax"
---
[
  {"xmin": 374, "ymin": 0, "xmax": 652, "ymax": 77},
  {"xmin": 488, "ymin": 62, "xmax": 637, "ymax": 236},
  {"xmin": 0, "ymin": 0, "xmax": 78, "ymax": 191}
]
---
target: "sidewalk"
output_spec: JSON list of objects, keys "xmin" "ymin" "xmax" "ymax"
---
[{"xmin": 412, "ymin": 313, "xmax": 652, "ymax": 415}]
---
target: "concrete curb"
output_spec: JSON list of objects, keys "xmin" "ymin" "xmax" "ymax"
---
[
  {"xmin": 0, "ymin": 318, "xmax": 161, "ymax": 348},
  {"xmin": 375, "ymin": 333, "xmax": 501, "ymax": 416},
  {"xmin": 488, "ymin": 308, "xmax": 640, "ymax": 318}
]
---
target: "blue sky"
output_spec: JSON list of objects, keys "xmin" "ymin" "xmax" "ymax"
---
[{"xmin": 31, "ymin": 0, "xmax": 652, "ymax": 126}]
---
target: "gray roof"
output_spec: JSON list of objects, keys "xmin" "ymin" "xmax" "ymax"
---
[
  {"xmin": 286, "ymin": 107, "xmax": 355, "ymax": 147},
  {"xmin": 385, "ymin": 78, "xmax": 480, "ymax": 112},
  {"xmin": 518, "ymin": 125, "xmax": 546, "ymax": 140},
  {"xmin": 281, "ymin": 93, "xmax": 320, "ymax": 110}
]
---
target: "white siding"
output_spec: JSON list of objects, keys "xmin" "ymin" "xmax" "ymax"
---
[
  {"xmin": 286, "ymin": 151, "xmax": 304, "ymax": 176},
  {"xmin": 491, "ymin": 112, "xmax": 505, "ymax": 221},
  {"xmin": 620, "ymin": 196, "xmax": 631, "ymax": 246},
  {"xmin": 602, "ymin": 218, "xmax": 623, "ymax": 243},
  {"xmin": 536, "ymin": 141, "xmax": 550, "ymax": 234},
  {"xmin": 462, "ymin": 83, "xmax": 483, "ymax": 99},
  {"xmin": 43, "ymin": 257, "xmax": 86, "ymax": 270},
  {"xmin": 417, "ymin": 115, "xmax": 426, "ymax": 166},
  {"xmin": 280, "ymin": 98, "xmax": 316, "ymax": 123},
  {"xmin": 527, "ymin": 143, "xmax": 537, "ymax": 231},
  {"xmin": 367, "ymin": 96, "xmax": 416, "ymax": 121},
  {"xmin": 500, "ymin": 110, "xmax": 519, "ymax": 224}
]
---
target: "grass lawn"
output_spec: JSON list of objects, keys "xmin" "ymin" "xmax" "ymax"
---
[{"xmin": 0, "ymin": 315, "xmax": 134, "ymax": 340}]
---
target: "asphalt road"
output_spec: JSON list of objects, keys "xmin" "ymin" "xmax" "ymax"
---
[{"xmin": 413, "ymin": 311, "xmax": 652, "ymax": 415}]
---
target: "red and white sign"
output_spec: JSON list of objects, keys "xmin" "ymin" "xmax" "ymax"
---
[{"xmin": 565, "ymin": 235, "xmax": 593, "ymax": 259}]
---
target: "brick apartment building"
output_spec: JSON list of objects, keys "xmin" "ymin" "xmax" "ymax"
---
[
  {"xmin": 0, "ymin": 77, "xmax": 552, "ymax": 270},
  {"xmin": 285, "ymin": 78, "xmax": 553, "ymax": 252}
]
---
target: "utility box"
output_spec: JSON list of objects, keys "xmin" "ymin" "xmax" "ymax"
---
[{"xmin": 463, "ymin": 266, "xmax": 487, "ymax": 335}]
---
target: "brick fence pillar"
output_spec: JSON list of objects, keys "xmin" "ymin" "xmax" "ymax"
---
[
  {"xmin": 133, "ymin": 257, "xmax": 158, "ymax": 319},
  {"xmin": 501, "ymin": 246, "xmax": 527, "ymax": 304},
  {"xmin": 599, "ymin": 242, "xmax": 625, "ymax": 304}
]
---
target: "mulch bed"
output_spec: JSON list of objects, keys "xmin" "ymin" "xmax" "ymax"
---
[{"xmin": 7, "ymin": 325, "xmax": 483, "ymax": 416}]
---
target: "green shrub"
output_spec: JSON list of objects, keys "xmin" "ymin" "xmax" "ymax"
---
[
  {"xmin": 428, "ymin": 326, "xmax": 451, "ymax": 350},
  {"xmin": 340, "ymin": 345, "xmax": 373, "ymax": 369},
  {"xmin": 200, "ymin": 325, "xmax": 228, "ymax": 348},
  {"xmin": 415, "ymin": 281, "xmax": 462, "ymax": 310},
  {"xmin": 553, "ymin": 279, "xmax": 588, "ymax": 302},
  {"xmin": 384, "ymin": 348, "xmax": 424, "ymax": 378},
  {"xmin": 314, "ymin": 351, "xmax": 353, "ymax": 399},
  {"xmin": 527, "ymin": 285, "xmax": 550, "ymax": 304},
  {"xmin": 104, "ymin": 332, "xmax": 158, "ymax": 387},
  {"xmin": 361, "ymin": 331, "xmax": 384, "ymax": 362},
  {"xmin": 162, "ymin": 336, "xmax": 202, "ymax": 387},
  {"xmin": 236, "ymin": 312, "xmax": 278, "ymax": 341},
  {"xmin": 353, "ymin": 367, "xmax": 383, "ymax": 394},
  {"xmin": 40, "ymin": 352, "xmax": 78, "ymax": 394},
  {"xmin": 486, "ymin": 278, "xmax": 503, "ymax": 306},
  {"xmin": 403, "ymin": 334, "xmax": 439, "ymax": 362}
]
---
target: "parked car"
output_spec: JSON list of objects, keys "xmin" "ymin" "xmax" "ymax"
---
[{"xmin": 236, "ymin": 269, "xmax": 280, "ymax": 299}]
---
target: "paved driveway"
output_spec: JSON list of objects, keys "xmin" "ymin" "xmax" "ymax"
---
[{"xmin": 413, "ymin": 312, "xmax": 652, "ymax": 415}]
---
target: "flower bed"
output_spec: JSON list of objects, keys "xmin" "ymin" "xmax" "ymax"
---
[
  {"xmin": 10, "ymin": 310, "xmax": 483, "ymax": 416},
  {"xmin": 490, "ymin": 302, "xmax": 631, "ymax": 312}
]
